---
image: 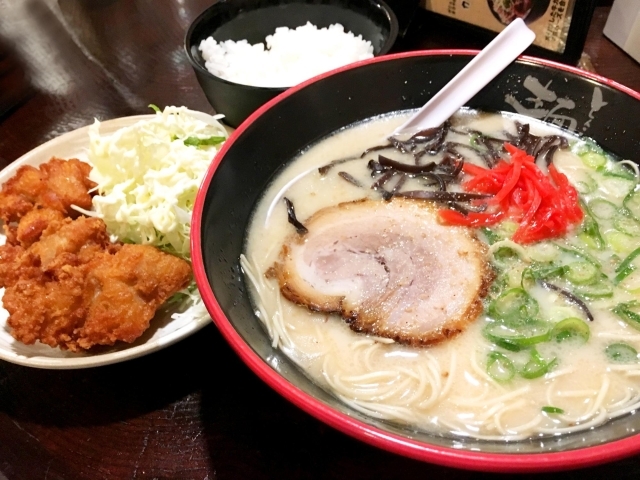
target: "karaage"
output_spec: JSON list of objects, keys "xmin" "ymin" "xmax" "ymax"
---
[{"xmin": 0, "ymin": 157, "xmax": 193, "ymax": 352}]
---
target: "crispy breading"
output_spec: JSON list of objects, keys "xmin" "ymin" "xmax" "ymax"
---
[
  {"xmin": 0, "ymin": 157, "xmax": 96, "ymax": 224},
  {"xmin": 3, "ymin": 268, "xmax": 87, "ymax": 349},
  {"xmin": 75, "ymin": 244, "xmax": 192, "ymax": 350},
  {"xmin": 15, "ymin": 207, "xmax": 66, "ymax": 247},
  {"xmin": 29, "ymin": 216, "xmax": 111, "ymax": 270},
  {"xmin": 0, "ymin": 243, "xmax": 26, "ymax": 289},
  {"xmin": 0, "ymin": 157, "xmax": 192, "ymax": 352},
  {"xmin": 3, "ymin": 219, "xmax": 191, "ymax": 351}
]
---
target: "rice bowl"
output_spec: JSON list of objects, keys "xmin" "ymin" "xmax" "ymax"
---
[{"xmin": 198, "ymin": 22, "xmax": 374, "ymax": 88}]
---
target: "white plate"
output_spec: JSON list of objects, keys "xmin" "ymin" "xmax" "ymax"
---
[{"xmin": 0, "ymin": 115, "xmax": 211, "ymax": 369}]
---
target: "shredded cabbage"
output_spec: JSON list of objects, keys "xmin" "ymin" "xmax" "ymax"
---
[{"xmin": 88, "ymin": 106, "xmax": 228, "ymax": 261}]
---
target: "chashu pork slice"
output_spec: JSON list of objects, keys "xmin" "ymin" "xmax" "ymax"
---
[{"xmin": 273, "ymin": 198, "xmax": 494, "ymax": 346}]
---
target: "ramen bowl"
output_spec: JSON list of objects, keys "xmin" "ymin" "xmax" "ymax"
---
[
  {"xmin": 184, "ymin": 0, "xmax": 398, "ymax": 128},
  {"xmin": 192, "ymin": 51, "xmax": 640, "ymax": 472}
]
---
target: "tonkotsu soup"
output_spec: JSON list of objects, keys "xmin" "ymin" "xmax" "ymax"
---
[{"xmin": 242, "ymin": 109, "xmax": 640, "ymax": 440}]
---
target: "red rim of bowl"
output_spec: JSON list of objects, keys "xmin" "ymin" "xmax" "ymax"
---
[{"xmin": 191, "ymin": 50, "xmax": 640, "ymax": 473}]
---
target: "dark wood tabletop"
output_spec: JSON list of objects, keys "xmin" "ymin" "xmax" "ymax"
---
[{"xmin": 1, "ymin": 1, "xmax": 639, "ymax": 479}]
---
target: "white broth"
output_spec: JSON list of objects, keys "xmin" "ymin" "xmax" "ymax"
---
[{"xmin": 242, "ymin": 109, "xmax": 640, "ymax": 440}]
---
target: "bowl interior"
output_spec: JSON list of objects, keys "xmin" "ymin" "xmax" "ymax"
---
[
  {"xmin": 195, "ymin": 52, "xmax": 640, "ymax": 470},
  {"xmin": 186, "ymin": 0, "xmax": 398, "ymax": 78}
]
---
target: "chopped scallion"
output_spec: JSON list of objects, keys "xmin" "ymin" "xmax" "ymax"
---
[
  {"xmin": 486, "ymin": 351, "xmax": 516, "ymax": 382},
  {"xmin": 551, "ymin": 317, "xmax": 590, "ymax": 344},
  {"xmin": 542, "ymin": 406, "xmax": 565, "ymax": 414},
  {"xmin": 605, "ymin": 343, "xmax": 638, "ymax": 363},
  {"xmin": 488, "ymin": 288, "xmax": 539, "ymax": 323},
  {"xmin": 614, "ymin": 247, "xmax": 640, "ymax": 284},
  {"xmin": 624, "ymin": 188, "xmax": 640, "ymax": 221},
  {"xmin": 520, "ymin": 349, "xmax": 557, "ymax": 379},
  {"xmin": 183, "ymin": 135, "xmax": 226, "ymax": 148},
  {"xmin": 612, "ymin": 301, "xmax": 640, "ymax": 330}
]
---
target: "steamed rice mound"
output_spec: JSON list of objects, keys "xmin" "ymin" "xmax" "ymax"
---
[{"xmin": 198, "ymin": 22, "xmax": 374, "ymax": 88}]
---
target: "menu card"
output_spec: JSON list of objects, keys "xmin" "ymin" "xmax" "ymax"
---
[{"xmin": 421, "ymin": 0, "xmax": 597, "ymax": 63}]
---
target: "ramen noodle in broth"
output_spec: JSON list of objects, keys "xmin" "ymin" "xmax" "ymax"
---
[{"xmin": 242, "ymin": 110, "xmax": 640, "ymax": 440}]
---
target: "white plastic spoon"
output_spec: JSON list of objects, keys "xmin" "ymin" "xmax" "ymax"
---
[{"xmin": 392, "ymin": 18, "xmax": 536, "ymax": 136}]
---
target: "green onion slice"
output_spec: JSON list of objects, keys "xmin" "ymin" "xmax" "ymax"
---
[
  {"xmin": 565, "ymin": 261, "xmax": 599, "ymax": 285},
  {"xmin": 605, "ymin": 231, "xmax": 636, "ymax": 255},
  {"xmin": 605, "ymin": 343, "xmax": 638, "ymax": 363},
  {"xmin": 614, "ymin": 214, "xmax": 640, "ymax": 237},
  {"xmin": 542, "ymin": 406, "xmax": 565, "ymax": 414},
  {"xmin": 580, "ymin": 151, "xmax": 607, "ymax": 169},
  {"xmin": 148, "ymin": 103, "xmax": 161, "ymax": 113},
  {"xmin": 555, "ymin": 244, "xmax": 601, "ymax": 268},
  {"xmin": 484, "ymin": 321, "xmax": 551, "ymax": 350},
  {"xmin": 624, "ymin": 188, "xmax": 640, "ymax": 221},
  {"xmin": 481, "ymin": 227, "xmax": 502, "ymax": 245},
  {"xmin": 488, "ymin": 288, "xmax": 539, "ymax": 322},
  {"xmin": 588, "ymin": 198, "xmax": 618, "ymax": 220},
  {"xmin": 613, "ymin": 301, "xmax": 640, "ymax": 330},
  {"xmin": 486, "ymin": 352, "xmax": 516, "ymax": 382},
  {"xmin": 614, "ymin": 247, "xmax": 640, "ymax": 284},
  {"xmin": 573, "ymin": 281, "xmax": 614, "ymax": 299},
  {"xmin": 522, "ymin": 264, "xmax": 567, "ymax": 284},
  {"xmin": 520, "ymin": 349, "xmax": 557, "ymax": 379},
  {"xmin": 602, "ymin": 163, "xmax": 637, "ymax": 181},
  {"xmin": 551, "ymin": 317, "xmax": 590, "ymax": 344},
  {"xmin": 183, "ymin": 135, "xmax": 226, "ymax": 148},
  {"xmin": 577, "ymin": 201, "xmax": 605, "ymax": 251}
]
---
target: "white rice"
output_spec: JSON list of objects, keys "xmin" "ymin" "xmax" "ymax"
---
[{"xmin": 198, "ymin": 22, "xmax": 374, "ymax": 88}]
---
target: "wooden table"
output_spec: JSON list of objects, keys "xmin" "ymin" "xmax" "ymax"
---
[{"xmin": 1, "ymin": 1, "xmax": 639, "ymax": 479}]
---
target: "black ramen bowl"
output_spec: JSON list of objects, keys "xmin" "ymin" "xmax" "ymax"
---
[
  {"xmin": 184, "ymin": 0, "xmax": 398, "ymax": 128},
  {"xmin": 192, "ymin": 52, "xmax": 640, "ymax": 472},
  {"xmin": 488, "ymin": 0, "xmax": 551, "ymax": 26}
]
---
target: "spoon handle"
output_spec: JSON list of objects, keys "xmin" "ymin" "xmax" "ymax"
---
[{"xmin": 393, "ymin": 18, "xmax": 536, "ymax": 136}]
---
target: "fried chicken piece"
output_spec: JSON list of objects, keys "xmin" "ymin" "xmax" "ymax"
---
[
  {"xmin": 3, "ymin": 269, "xmax": 87, "ymax": 349},
  {"xmin": 15, "ymin": 207, "xmax": 65, "ymax": 247},
  {"xmin": 0, "ymin": 243, "xmax": 26, "ymax": 288},
  {"xmin": 1, "ymin": 216, "xmax": 113, "ymax": 348},
  {"xmin": 0, "ymin": 157, "xmax": 96, "ymax": 224},
  {"xmin": 74, "ymin": 244, "xmax": 192, "ymax": 350},
  {"xmin": 0, "ymin": 216, "xmax": 110, "ymax": 290},
  {"xmin": 0, "ymin": 165, "xmax": 44, "ymax": 223},
  {"xmin": 3, "ymin": 220, "xmax": 191, "ymax": 351},
  {"xmin": 30, "ymin": 216, "xmax": 111, "ymax": 271},
  {"xmin": 0, "ymin": 158, "xmax": 192, "ymax": 352}
]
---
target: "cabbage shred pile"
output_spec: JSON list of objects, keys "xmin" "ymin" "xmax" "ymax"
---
[{"xmin": 88, "ymin": 106, "xmax": 227, "ymax": 261}]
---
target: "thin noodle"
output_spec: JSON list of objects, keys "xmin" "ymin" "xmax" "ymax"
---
[
  {"xmin": 607, "ymin": 364, "xmax": 640, "ymax": 373},
  {"xmin": 440, "ymin": 349, "xmax": 457, "ymax": 399},
  {"xmin": 494, "ymin": 399, "xmax": 542, "ymax": 436},
  {"xmin": 538, "ymin": 409, "xmax": 609, "ymax": 435},
  {"xmin": 417, "ymin": 359, "xmax": 443, "ymax": 409},
  {"xmin": 341, "ymin": 371, "xmax": 402, "ymax": 383},
  {"xmin": 598, "ymin": 332, "xmax": 640, "ymax": 342},
  {"xmin": 339, "ymin": 396, "xmax": 421, "ymax": 423},
  {"xmin": 363, "ymin": 343, "xmax": 381, "ymax": 372},
  {"xmin": 472, "ymin": 402, "xmax": 508, "ymax": 424},
  {"xmin": 450, "ymin": 383, "xmax": 490, "ymax": 406},
  {"xmin": 402, "ymin": 367, "xmax": 432, "ymax": 406},
  {"xmin": 608, "ymin": 395, "xmax": 640, "ymax": 419},
  {"xmin": 240, "ymin": 255, "xmax": 275, "ymax": 339},
  {"xmin": 545, "ymin": 366, "xmax": 575, "ymax": 380},
  {"xmin": 470, "ymin": 349, "xmax": 508, "ymax": 390}
]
